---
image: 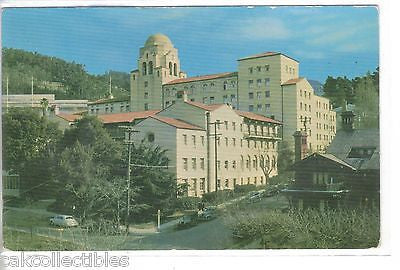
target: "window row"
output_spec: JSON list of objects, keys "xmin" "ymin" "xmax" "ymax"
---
[
  {"xmin": 182, "ymin": 155, "xmax": 277, "ymax": 171},
  {"xmin": 248, "ymin": 104, "xmax": 270, "ymax": 112},
  {"xmin": 285, "ymin": 65, "xmax": 296, "ymax": 75},
  {"xmin": 299, "ymin": 89, "xmax": 311, "ymax": 99},
  {"xmin": 248, "ymin": 65, "xmax": 270, "ymax": 74},
  {"xmin": 248, "ymin": 91, "xmax": 271, "ymax": 100},
  {"xmin": 316, "ymin": 100, "xmax": 331, "ymax": 110},
  {"xmin": 248, "ymin": 78, "xmax": 270, "ymax": 88},
  {"xmin": 299, "ymin": 102, "xmax": 312, "ymax": 112}
]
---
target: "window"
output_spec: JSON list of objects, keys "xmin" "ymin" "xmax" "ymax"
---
[
  {"xmin": 144, "ymin": 103, "xmax": 149, "ymax": 111},
  {"xmin": 183, "ymin": 158, "xmax": 188, "ymax": 170},
  {"xmin": 248, "ymin": 80, "xmax": 254, "ymax": 88},
  {"xmin": 217, "ymin": 160, "xmax": 221, "ymax": 170},
  {"xmin": 257, "ymin": 92, "xmax": 262, "ymax": 100},
  {"xmin": 231, "ymin": 94, "xmax": 236, "ymax": 102},
  {"xmin": 183, "ymin": 134, "xmax": 187, "ymax": 145},
  {"xmin": 210, "ymin": 97, "xmax": 215, "ymax": 104},
  {"xmin": 144, "ymin": 92, "xmax": 149, "ymax": 99},
  {"xmin": 223, "ymin": 81, "xmax": 228, "ymax": 90},
  {"xmin": 217, "ymin": 179, "xmax": 221, "ymax": 188},
  {"xmin": 142, "ymin": 62, "xmax": 147, "ymax": 75},
  {"xmin": 192, "ymin": 135, "xmax": 196, "ymax": 146},
  {"xmin": 200, "ymin": 178, "xmax": 205, "ymax": 191},
  {"xmin": 309, "ymin": 105, "xmax": 311, "ymax": 112},
  {"xmin": 257, "ymin": 66, "xmax": 261, "ymax": 72},
  {"xmin": 192, "ymin": 158, "xmax": 197, "ymax": 170},
  {"xmin": 174, "ymin": 63, "xmax": 177, "ymax": 76},
  {"xmin": 147, "ymin": 132, "xmax": 155, "ymax": 142},
  {"xmin": 265, "ymin": 104, "xmax": 270, "ymax": 111},
  {"xmin": 232, "ymin": 122, "xmax": 236, "ymax": 130},
  {"xmin": 249, "ymin": 105, "xmax": 254, "ymax": 112},
  {"xmin": 165, "ymin": 101, "xmax": 170, "ymax": 107},
  {"xmin": 225, "ymin": 137, "xmax": 228, "ymax": 146},
  {"xmin": 169, "ymin": 62, "xmax": 173, "ymax": 75},
  {"xmin": 148, "ymin": 61, "xmax": 153, "ymax": 75},
  {"xmin": 300, "ymin": 102, "xmax": 302, "ymax": 110},
  {"xmin": 200, "ymin": 158, "xmax": 205, "ymax": 170},
  {"xmin": 144, "ymin": 81, "xmax": 148, "ymax": 87},
  {"xmin": 257, "ymin": 104, "xmax": 262, "ymax": 111},
  {"xmin": 265, "ymin": 78, "xmax": 270, "ymax": 88},
  {"xmin": 308, "ymin": 92, "xmax": 311, "ymax": 99},
  {"xmin": 225, "ymin": 179, "xmax": 229, "ymax": 188},
  {"xmin": 257, "ymin": 79, "xmax": 262, "ymax": 88},
  {"xmin": 249, "ymin": 92, "xmax": 254, "ymax": 99},
  {"xmin": 224, "ymin": 160, "xmax": 228, "ymax": 169},
  {"xmin": 265, "ymin": 90, "xmax": 270, "ymax": 97},
  {"xmin": 232, "ymin": 160, "xmax": 236, "ymax": 169},
  {"xmin": 224, "ymin": 121, "xmax": 228, "ymax": 130},
  {"xmin": 248, "ymin": 67, "xmax": 253, "ymax": 74},
  {"xmin": 203, "ymin": 97, "xmax": 208, "ymax": 103},
  {"xmin": 264, "ymin": 65, "xmax": 270, "ymax": 71},
  {"xmin": 347, "ymin": 147, "xmax": 376, "ymax": 158},
  {"xmin": 223, "ymin": 95, "xmax": 228, "ymax": 103},
  {"xmin": 232, "ymin": 138, "xmax": 236, "ymax": 146},
  {"xmin": 201, "ymin": 136, "xmax": 205, "ymax": 146}
]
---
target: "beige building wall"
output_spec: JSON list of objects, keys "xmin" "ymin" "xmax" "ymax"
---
[
  {"xmin": 162, "ymin": 74, "xmax": 238, "ymax": 109},
  {"xmin": 131, "ymin": 101, "xmax": 280, "ymax": 197},
  {"xmin": 237, "ymin": 54, "xmax": 299, "ymax": 120},
  {"xmin": 88, "ymin": 99, "xmax": 130, "ymax": 115}
]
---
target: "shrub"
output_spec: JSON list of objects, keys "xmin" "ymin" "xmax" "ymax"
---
[
  {"xmin": 228, "ymin": 207, "xmax": 380, "ymax": 249},
  {"xmin": 174, "ymin": 196, "xmax": 202, "ymax": 210},
  {"xmin": 233, "ymin": 184, "xmax": 257, "ymax": 194},
  {"xmin": 202, "ymin": 190, "xmax": 234, "ymax": 204}
]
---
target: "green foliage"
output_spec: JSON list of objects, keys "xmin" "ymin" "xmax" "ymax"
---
[
  {"xmin": 233, "ymin": 184, "xmax": 257, "ymax": 194},
  {"xmin": 353, "ymin": 75, "xmax": 379, "ymax": 129},
  {"xmin": 173, "ymin": 197, "xmax": 202, "ymax": 210},
  {"xmin": 277, "ymin": 140, "xmax": 294, "ymax": 173},
  {"xmin": 2, "ymin": 48, "xmax": 130, "ymax": 100},
  {"xmin": 202, "ymin": 190, "xmax": 235, "ymax": 204},
  {"xmin": 229, "ymin": 208, "xmax": 380, "ymax": 249}
]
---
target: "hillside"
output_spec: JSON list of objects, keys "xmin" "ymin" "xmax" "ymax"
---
[{"xmin": 1, "ymin": 48, "xmax": 130, "ymax": 100}]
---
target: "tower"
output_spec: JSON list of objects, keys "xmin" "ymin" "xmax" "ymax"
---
[{"xmin": 130, "ymin": 33, "xmax": 187, "ymax": 111}]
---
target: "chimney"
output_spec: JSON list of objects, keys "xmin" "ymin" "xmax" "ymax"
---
[
  {"xmin": 341, "ymin": 110, "xmax": 355, "ymax": 131},
  {"xmin": 293, "ymin": 130, "xmax": 308, "ymax": 162},
  {"xmin": 176, "ymin": 90, "xmax": 188, "ymax": 102}
]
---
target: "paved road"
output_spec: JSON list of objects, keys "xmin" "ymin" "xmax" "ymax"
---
[{"xmin": 123, "ymin": 217, "xmax": 234, "ymax": 250}]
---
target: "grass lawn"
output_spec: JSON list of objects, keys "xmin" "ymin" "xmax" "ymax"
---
[
  {"xmin": 3, "ymin": 208, "xmax": 52, "ymax": 228},
  {"xmin": 3, "ymin": 228, "xmax": 84, "ymax": 251}
]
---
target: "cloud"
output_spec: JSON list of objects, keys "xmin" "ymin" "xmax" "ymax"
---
[
  {"xmin": 230, "ymin": 17, "xmax": 292, "ymax": 41},
  {"xmin": 292, "ymin": 50, "xmax": 327, "ymax": 60}
]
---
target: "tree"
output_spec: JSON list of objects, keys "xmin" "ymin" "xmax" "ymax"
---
[
  {"xmin": 2, "ymin": 108, "xmax": 62, "ymax": 174},
  {"xmin": 40, "ymin": 97, "xmax": 49, "ymax": 117},
  {"xmin": 354, "ymin": 75, "xmax": 379, "ymax": 129}
]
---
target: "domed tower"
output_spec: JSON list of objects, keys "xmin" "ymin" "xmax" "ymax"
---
[{"xmin": 130, "ymin": 33, "xmax": 186, "ymax": 112}]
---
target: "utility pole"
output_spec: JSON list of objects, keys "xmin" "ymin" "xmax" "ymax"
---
[
  {"xmin": 109, "ymin": 73, "xmax": 113, "ymax": 99},
  {"xmin": 207, "ymin": 120, "xmax": 221, "ymax": 192},
  {"xmin": 6, "ymin": 75, "xmax": 9, "ymax": 112},
  {"xmin": 119, "ymin": 126, "xmax": 139, "ymax": 235},
  {"xmin": 31, "ymin": 76, "xmax": 34, "ymax": 107}
]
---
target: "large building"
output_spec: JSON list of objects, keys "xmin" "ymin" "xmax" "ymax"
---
[
  {"xmin": 129, "ymin": 33, "xmax": 336, "ymax": 152},
  {"xmin": 131, "ymin": 93, "xmax": 282, "ymax": 197}
]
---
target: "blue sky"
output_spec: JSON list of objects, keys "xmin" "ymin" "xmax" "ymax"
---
[{"xmin": 2, "ymin": 6, "xmax": 379, "ymax": 83}]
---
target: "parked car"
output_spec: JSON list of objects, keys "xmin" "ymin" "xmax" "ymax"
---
[
  {"xmin": 177, "ymin": 214, "xmax": 197, "ymax": 229},
  {"xmin": 49, "ymin": 215, "xmax": 79, "ymax": 227},
  {"xmin": 198, "ymin": 207, "xmax": 217, "ymax": 221}
]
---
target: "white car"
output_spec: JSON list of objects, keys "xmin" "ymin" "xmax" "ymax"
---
[{"xmin": 49, "ymin": 215, "xmax": 79, "ymax": 227}]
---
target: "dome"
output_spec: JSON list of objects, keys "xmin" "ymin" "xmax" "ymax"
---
[{"xmin": 145, "ymin": 33, "xmax": 173, "ymax": 47}]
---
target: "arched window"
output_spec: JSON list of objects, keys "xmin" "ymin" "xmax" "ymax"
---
[
  {"xmin": 169, "ymin": 62, "xmax": 173, "ymax": 75},
  {"xmin": 174, "ymin": 63, "xmax": 177, "ymax": 76},
  {"xmin": 142, "ymin": 62, "xmax": 147, "ymax": 75},
  {"xmin": 148, "ymin": 61, "xmax": 153, "ymax": 75}
]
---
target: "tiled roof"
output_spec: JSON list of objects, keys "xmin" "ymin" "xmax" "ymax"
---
[
  {"xmin": 282, "ymin": 77, "xmax": 305, "ymax": 86},
  {"xmin": 56, "ymin": 113, "xmax": 81, "ymax": 122},
  {"xmin": 150, "ymin": 115, "xmax": 204, "ymax": 130},
  {"xmin": 238, "ymin": 52, "xmax": 299, "ymax": 62},
  {"xmin": 318, "ymin": 153, "xmax": 356, "ymax": 170},
  {"xmin": 164, "ymin": 72, "xmax": 237, "ymax": 85},
  {"xmin": 184, "ymin": 100, "xmax": 225, "ymax": 111},
  {"xmin": 98, "ymin": 110, "xmax": 159, "ymax": 124},
  {"xmin": 88, "ymin": 96, "xmax": 130, "ymax": 105},
  {"xmin": 327, "ymin": 129, "xmax": 380, "ymax": 171},
  {"xmin": 234, "ymin": 110, "xmax": 282, "ymax": 124}
]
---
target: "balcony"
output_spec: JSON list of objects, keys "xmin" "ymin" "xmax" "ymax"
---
[{"xmin": 243, "ymin": 130, "xmax": 281, "ymax": 140}]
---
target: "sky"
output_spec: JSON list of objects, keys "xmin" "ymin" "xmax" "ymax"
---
[{"xmin": 1, "ymin": 6, "xmax": 379, "ymax": 83}]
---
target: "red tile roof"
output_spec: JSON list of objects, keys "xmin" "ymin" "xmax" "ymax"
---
[
  {"xmin": 164, "ymin": 72, "xmax": 237, "ymax": 85},
  {"xmin": 184, "ymin": 100, "xmax": 225, "ymax": 111},
  {"xmin": 238, "ymin": 51, "xmax": 299, "ymax": 62},
  {"xmin": 282, "ymin": 77, "xmax": 305, "ymax": 86},
  {"xmin": 234, "ymin": 110, "xmax": 282, "ymax": 124},
  {"xmin": 56, "ymin": 113, "xmax": 81, "ymax": 122},
  {"xmin": 98, "ymin": 110, "xmax": 159, "ymax": 124},
  {"xmin": 150, "ymin": 115, "xmax": 204, "ymax": 130}
]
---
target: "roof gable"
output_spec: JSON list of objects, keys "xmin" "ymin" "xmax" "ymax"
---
[
  {"xmin": 150, "ymin": 115, "xmax": 204, "ymax": 130},
  {"xmin": 97, "ymin": 110, "xmax": 159, "ymax": 124},
  {"xmin": 292, "ymin": 152, "xmax": 356, "ymax": 171}
]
